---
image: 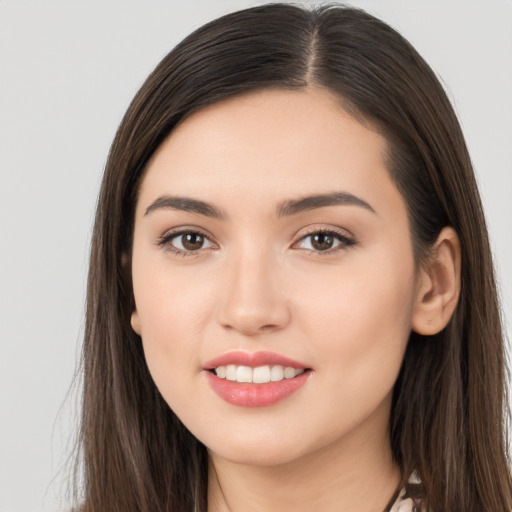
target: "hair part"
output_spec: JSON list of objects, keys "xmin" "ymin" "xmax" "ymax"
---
[{"xmin": 76, "ymin": 4, "xmax": 512, "ymax": 511}]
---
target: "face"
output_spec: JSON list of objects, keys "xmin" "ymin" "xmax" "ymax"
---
[{"xmin": 131, "ymin": 88, "xmax": 421, "ymax": 467}]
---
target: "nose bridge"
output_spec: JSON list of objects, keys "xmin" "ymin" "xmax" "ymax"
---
[{"xmin": 217, "ymin": 240, "xmax": 290, "ymax": 335}]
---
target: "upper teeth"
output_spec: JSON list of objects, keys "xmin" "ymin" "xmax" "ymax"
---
[{"xmin": 215, "ymin": 365, "xmax": 304, "ymax": 383}]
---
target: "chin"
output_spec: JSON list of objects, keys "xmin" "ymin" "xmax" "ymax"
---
[
  {"xmin": 208, "ymin": 441, "xmax": 306, "ymax": 468},
  {"xmin": 200, "ymin": 421, "xmax": 338, "ymax": 469}
]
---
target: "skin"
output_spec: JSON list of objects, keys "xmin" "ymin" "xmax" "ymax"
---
[{"xmin": 130, "ymin": 87, "xmax": 460, "ymax": 512}]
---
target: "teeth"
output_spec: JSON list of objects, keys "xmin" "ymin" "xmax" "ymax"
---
[
  {"xmin": 236, "ymin": 365, "xmax": 252, "ymax": 383},
  {"xmin": 214, "ymin": 365, "xmax": 304, "ymax": 383},
  {"xmin": 284, "ymin": 367, "xmax": 297, "ymax": 379},
  {"xmin": 226, "ymin": 365, "xmax": 237, "ymax": 381},
  {"xmin": 270, "ymin": 365, "xmax": 284, "ymax": 381},
  {"xmin": 253, "ymin": 365, "xmax": 271, "ymax": 383}
]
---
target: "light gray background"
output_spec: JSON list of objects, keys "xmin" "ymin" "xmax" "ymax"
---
[{"xmin": 1, "ymin": 1, "xmax": 511, "ymax": 511}]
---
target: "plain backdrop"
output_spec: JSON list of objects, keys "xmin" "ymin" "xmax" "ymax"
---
[{"xmin": 1, "ymin": 1, "xmax": 511, "ymax": 511}]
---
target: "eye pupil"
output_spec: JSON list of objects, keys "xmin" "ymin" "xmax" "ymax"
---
[
  {"xmin": 182, "ymin": 233, "xmax": 204, "ymax": 250},
  {"xmin": 312, "ymin": 233, "xmax": 334, "ymax": 251}
]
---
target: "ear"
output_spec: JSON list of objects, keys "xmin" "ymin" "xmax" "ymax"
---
[
  {"xmin": 412, "ymin": 227, "xmax": 461, "ymax": 335},
  {"xmin": 121, "ymin": 252, "xmax": 141, "ymax": 335},
  {"xmin": 131, "ymin": 310, "xmax": 142, "ymax": 335}
]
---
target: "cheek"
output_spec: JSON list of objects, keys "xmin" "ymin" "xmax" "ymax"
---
[
  {"xmin": 133, "ymin": 244, "xmax": 213, "ymax": 336},
  {"xmin": 295, "ymin": 250, "xmax": 415, "ymax": 392},
  {"xmin": 131, "ymin": 254, "xmax": 216, "ymax": 400}
]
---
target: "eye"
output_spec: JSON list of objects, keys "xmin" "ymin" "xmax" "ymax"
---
[
  {"xmin": 294, "ymin": 229, "xmax": 356, "ymax": 254},
  {"xmin": 158, "ymin": 230, "xmax": 216, "ymax": 256}
]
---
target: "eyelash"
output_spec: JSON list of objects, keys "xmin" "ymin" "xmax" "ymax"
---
[
  {"xmin": 293, "ymin": 228, "xmax": 357, "ymax": 255},
  {"xmin": 157, "ymin": 227, "xmax": 357, "ymax": 257},
  {"xmin": 157, "ymin": 229, "xmax": 216, "ymax": 257}
]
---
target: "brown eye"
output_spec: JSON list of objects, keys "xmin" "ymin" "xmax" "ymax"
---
[
  {"xmin": 158, "ymin": 230, "xmax": 215, "ymax": 255},
  {"xmin": 311, "ymin": 233, "xmax": 334, "ymax": 251},
  {"xmin": 181, "ymin": 233, "xmax": 205, "ymax": 251},
  {"xmin": 294, "ymin": 229, "xmax": 356, "ymax": 254}
]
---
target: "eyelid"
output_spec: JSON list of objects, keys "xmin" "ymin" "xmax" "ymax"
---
[
  {"xmin": 294, "ymin": 224, "xmax": 355, "ymax": 240},
  {"xmin": 156, "ymin": 226, "xmax": 218, "ymax": 256},
  {"xmin": 291, "ymin": 225, "xmax": 357, "ymax": 254},
  {"xmin": 156, "ymin": 224, "xmax": 357, "ymax": 257}
]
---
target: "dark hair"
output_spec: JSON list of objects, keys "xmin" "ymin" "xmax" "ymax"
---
[{"xmin": 76, "ymin": 3, "xmax": 512, "ymax": 511}]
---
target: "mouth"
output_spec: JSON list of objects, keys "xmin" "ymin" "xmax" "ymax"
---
[
  {"xmin": 203, "ymin": 351, "xmax": 312, "ymax": 407},
  {"xmin": 209, "ymin": 364, "xmax": 307, "ymax": 383}
]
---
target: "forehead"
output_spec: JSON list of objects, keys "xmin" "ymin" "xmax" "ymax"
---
[{"xmin": 137, "ymin": 87, "xmax": 401, "ymax": 219}]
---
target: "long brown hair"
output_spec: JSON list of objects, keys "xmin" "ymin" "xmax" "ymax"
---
[{"xmin": 75, "ymin": 4, "xmax": 512, "ymax": 511}]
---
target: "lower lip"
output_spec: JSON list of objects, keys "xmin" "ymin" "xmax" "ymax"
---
[{"xmin": 205, "ymin": 370, "xmax": 310, "ymax": 407}]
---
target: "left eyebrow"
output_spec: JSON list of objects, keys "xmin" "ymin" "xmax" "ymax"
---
[{"xmin": 276, "ymin": 192, "xmax": 376, "ymax": 217}]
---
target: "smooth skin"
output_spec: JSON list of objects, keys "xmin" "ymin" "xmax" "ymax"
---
[{"xmin": 130, "ymin": 87, "xmax": 460, "ymax": 512}]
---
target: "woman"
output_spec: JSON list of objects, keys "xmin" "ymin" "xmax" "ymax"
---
[{"xmin": 76, "ymin": 3, "xmax": 512, "ymax": 511}]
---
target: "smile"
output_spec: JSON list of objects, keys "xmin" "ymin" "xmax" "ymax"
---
[
  {"xmin": 213, "ymin": 364, "xmax": 305, "ymax": 383},
  {"xmin": 204, "ymin": 351, "xmax": 311, "ymax": 407}
]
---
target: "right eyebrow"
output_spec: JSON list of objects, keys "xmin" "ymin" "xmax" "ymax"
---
[{"xmin": 144, "ymin": 195, "xmax": 226, "ymax": 219}]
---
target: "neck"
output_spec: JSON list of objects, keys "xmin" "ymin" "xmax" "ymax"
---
[{"xmin": 207, "ymin": 403, "xmax": 400, "ymax": 512}]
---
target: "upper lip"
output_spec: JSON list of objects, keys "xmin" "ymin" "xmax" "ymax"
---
[{"xmin": 203, "ymin": 350, "xmax": 309, "ymax": 370}]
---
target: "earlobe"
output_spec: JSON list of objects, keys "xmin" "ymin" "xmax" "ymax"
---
[
  {"xmin": 121, "ymin": 252, "xmax": 140, "ymax": 335},
  {"xmin": 131, "ymin": 310, "xmax": 142, "ymax": 335},
  {"xmin": 412, "ymin": 227, "xmax": 461, "ymax": 335}
]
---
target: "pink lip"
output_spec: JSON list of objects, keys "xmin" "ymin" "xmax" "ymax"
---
[
  {"xmin": 203, "ymin": 350, "xmax": 309, "ymax": 370},
  {"xmin": 203, "ymin": 350, "xmax": 311, "ymax": 408}
]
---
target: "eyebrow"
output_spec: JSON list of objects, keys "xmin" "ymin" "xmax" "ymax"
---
[
  {"xmin": 144, "ymin": 191, "xmax": 375, "ymax": 218},
  {"xmin": 276, "ymin": 192, "xmax": 375, "ymax": 217},
  {"xmin": 145, "ymin": 195, "xmax": 226, "ymax": 218}
]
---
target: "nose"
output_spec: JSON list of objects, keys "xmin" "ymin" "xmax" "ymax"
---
[{"xmin": 217, "ymin": 248, "xmax": 291, "ymax": 336}]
